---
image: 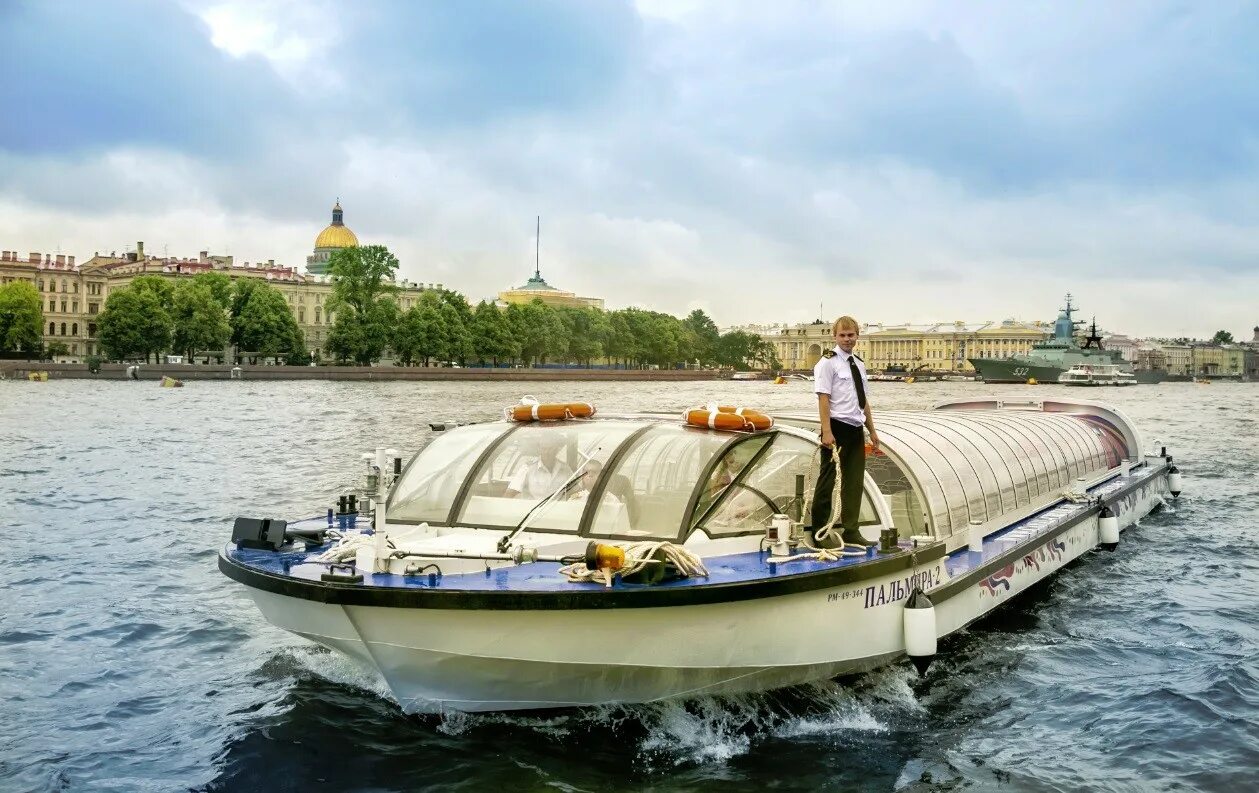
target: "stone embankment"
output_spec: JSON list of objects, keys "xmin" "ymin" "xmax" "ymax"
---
[{"xmin": 0, "ymin": 361, "xmax": 731, "ymax": 382}]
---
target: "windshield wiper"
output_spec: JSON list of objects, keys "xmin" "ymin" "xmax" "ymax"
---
[{"xmin": 496, "ymin": 447, "xmax": 599, "ymax": 553}]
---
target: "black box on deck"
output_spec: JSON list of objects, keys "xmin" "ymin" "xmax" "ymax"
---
[{"xmin": 232, "ymin": 517, "xmax": 288, "ymax": 550}]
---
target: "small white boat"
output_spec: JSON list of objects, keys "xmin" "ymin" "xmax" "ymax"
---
[
  {"xmin": 220, "ymin": 397, "xmax": 1182, "ymax": 713},
  {"xmin": 1058, "ymin": 364, "xmax": 1137, "ymax": 386},
  {"xmin": 730, "ymin": 371, "xmax": 760, "ymax": 381}
]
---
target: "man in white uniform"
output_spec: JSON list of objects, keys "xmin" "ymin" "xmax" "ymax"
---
[
  {"xmin": 811, "ymin": 315, "xmax": 880, "ymax": 546},
  {"xmin": 505, "ymin": 434, "xmax": 574, "ymax": 499}
]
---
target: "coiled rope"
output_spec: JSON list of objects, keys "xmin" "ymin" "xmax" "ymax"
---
[{"xmin": 558, "ymin": 541, "xmax": 709, "ymax": 588}]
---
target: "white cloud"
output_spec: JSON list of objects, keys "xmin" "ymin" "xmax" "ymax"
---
[{"xmin": 3, "ymin": 1, "xmax": 1258, "ymax": 338}]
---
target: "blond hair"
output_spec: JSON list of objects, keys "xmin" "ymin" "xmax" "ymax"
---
[{"xmin": 832, "ymin": 315, "xmax": 859, "ymax": 334}]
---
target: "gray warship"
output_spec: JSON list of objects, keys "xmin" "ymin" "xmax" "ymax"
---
[{"xmin": 968, "ymin": 295, "xmax": 1164, "ymax": 384}]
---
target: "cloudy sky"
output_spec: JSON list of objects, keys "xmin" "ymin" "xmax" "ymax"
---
[{"xmin": 3, "ymin": 0, "xmax": 1257, "ymax": 337}]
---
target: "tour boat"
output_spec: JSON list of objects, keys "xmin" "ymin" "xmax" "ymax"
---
[
  {"xmin": 219, "ymin": 397, "xmax": 1183, "ymax": 713},
  {"xmin": 1057, "ymin": 364, "xmax": 1137, "ymax": 386}
]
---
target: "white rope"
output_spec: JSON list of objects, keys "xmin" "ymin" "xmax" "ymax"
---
[
  {"xmin": 1058, "ymin": 489, "xmax": 1094, "ymax": 504},
  {"xmin": 314, "ymin": 532, "xmax": 374, "ymax": 564},
  {"xmin": 558, "ymin": 541, "xmax": 709, "ymax": 588},
  {"xmin": 800, "ymin": 444, "xmax": 869, "ymax": 557}
]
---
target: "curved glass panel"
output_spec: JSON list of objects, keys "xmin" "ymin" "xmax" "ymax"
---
[
  {"xmin": 458, "ymin": 421, "xmax": 643, "ymax": 531},
  {"xmin": 944, "ymin": 414, "xmax": 1022, "ymax": 514},
  {"xmin": 875, "ymin": 410, "xmax": 1114, "ymax": 537},
  {"xmin": 389, "ymin": 423, "xmax": 513, "ymax": 523},
  {"xmin": 892, "ymin": 417, "xmax": 999, "ymax": 524},
  {"xmin": 589, "ymin": 426, "xmax": 735, "ymax": 540},
  {"xmin": 691, "ymin": 437, "xmax": 771, "ymax": 525},
  {"xmin": 699, "ymin": 434, "xmax": 804, "ymax": 536},
  {"xmin": 878, "ymin": 422, "xmax": 972, "ymax": 534}
]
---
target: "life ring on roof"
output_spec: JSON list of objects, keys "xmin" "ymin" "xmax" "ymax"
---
[
  {"xmin": 683, "ymin": 405, "xmax": 773, "ymax": 432},
  {"xmin": 505, "ymin": 396, "xmax": 596, "ymax": 422},
  {"xmin": 714, "ymin": 405, "xmax": 774, "ymax": 430}
]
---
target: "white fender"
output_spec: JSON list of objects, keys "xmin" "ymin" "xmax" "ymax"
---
[
  {"xmin": 904, "ymin": 588, "xmax": 937, "ymax": 676},
  {"xmin": 1098, "ymin": 505, "xmax": 1119, "ymax": 552}
]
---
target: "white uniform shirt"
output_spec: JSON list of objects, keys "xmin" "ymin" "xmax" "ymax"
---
[
  {"xmin": 508, "ymin": 457, "xmax": 574, "ymax": 499},
  {"xmin": 813, "ymin": 346, "xmax": 869, "ymax": 427}
]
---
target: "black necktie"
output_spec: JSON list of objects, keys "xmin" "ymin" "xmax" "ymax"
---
[{"xmin": 848, "ymin": 356, "xmax": 866, "ymax": 409}]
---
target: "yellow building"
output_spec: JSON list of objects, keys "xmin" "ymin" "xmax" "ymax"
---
[
  {"xmin": 497, "ymin": 266, "xmax": 604, "ymax": 311},
  {"xmin": 1189, "ymin": 345, "xmax": 1245, "ymax": 378},
  {"xmin": 767, "ymin": 319, "xmax": 1050, "ymax": 372},
  {"xmin": 1, "ymin": 211, "xmax": 437, "ymax": 361},
  {"xmin": 0, "ymin": 249, "xmax": 87, "ymax": 357},
  {"xmin": 306, "ymin": 201, "xmax": 359, "ymax": 276},
  {"xmin": 1158, "ymin": 345, "xmax": 1192, "ymax": 377}
]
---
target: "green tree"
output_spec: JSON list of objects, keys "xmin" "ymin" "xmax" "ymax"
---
[
  {"xmin": 471, "ymin": 300, "xmax": 517, "ymax": 366},
  {"xmin": 394, "ymin": 298, "xmax": 446, "ymax": 366},
  {"xmin": 192, "ymin": 271, "xmax": 233, "ymax": 311},
  {"xmin": 229, "ymin": 279, "xmax": 262, "ymax": 342},
  {"xmin": 235, "ymin": 282, "xmax": 304, "ymax": 361},
  {"xmin": 98, "ymin": 286, "xmax": 172, "ymax": 361},
  {"xmin": 45, "ymin": 341, "xmax": 70, "ymax": 360},
  {"xmin": 171, "ymin": 281, "xmax": 230, "ymax": 359},
  {"xmin": 439, "ymin": 300, "xmax": 474, "ymax": 364},
  {"xmin": 1211, "ymin": 330, "xmax": 1235, "ymax": 345},
  {"xmin": 683, "ymin": 309, "xmax": 720, "ymax": 366},
  {"xmin": 128, "ymin": 275, "xmax": 176, "ymax": 312},
  {"xmin": 516, "ymin": 299, "xmax": 567, "ymax": 366},
  {"xmin": 557, "ymin": 307, "xmax": 607, "ymax": 366},
  {"xmin": 326, "ymin": 245, "xmax": 401, "ymax": 365},
  {"xmin": 715, "ymin": 330, "xmax": 760, "ymax": 369},
  {"xmin": 0, "ymin": 280, "xmax": 43, "ymax": 354},
  {"xmin": 642, "ymin": 312, "xmax": 681, "ymax": 368}
]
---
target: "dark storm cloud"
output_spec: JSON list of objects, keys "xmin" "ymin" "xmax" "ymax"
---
[{"xmin": 0, "ymin": 0, "xmax": 293, "ymax": 156}]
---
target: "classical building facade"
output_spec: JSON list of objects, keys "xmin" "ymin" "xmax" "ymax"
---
[
  {"xmin": 0, "ymin": 204, "xmax": 437, "ymax": 361},
  {"xmin": 766, "ymin": 319, "xmax": 1051, "ymax": 372},
  {"xmin": 496, "ymin": 267, "xmax": 603, "ymax": 310}
]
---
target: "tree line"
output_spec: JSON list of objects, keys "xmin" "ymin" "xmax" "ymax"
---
[
  {"xmin": 319, "ymin": 246, "xmax": 780, "ymax": 369},
  {"xmin": 0, "ymin": 244, "xmax": 781, "ymax": 370}
]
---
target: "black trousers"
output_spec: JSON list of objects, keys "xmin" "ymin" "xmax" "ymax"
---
[{"xmin": 810, "ymin": 418, "xmax": 866, "ymax": 534}]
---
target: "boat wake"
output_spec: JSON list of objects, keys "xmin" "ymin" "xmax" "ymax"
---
[{"xmin": 286, "ymin": 641, "xmax": 928, "ymax": 767}]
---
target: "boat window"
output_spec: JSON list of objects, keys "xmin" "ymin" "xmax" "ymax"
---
[
  {"xmin": 458, "ymin": 421, "xmax": 643, "ymax": 531},
  {"xmin": 699, "ymin": 434, "xmax": 838, "ymax": 537},
  {"xmin": 1081, "ymin": 417, "xmax": 1128, "ymax": 468},
  {"xmin": 866, "ymin": 452, "xmax": 926, "ymax": 538},
  {"xmin": 692, "ymin": 436, "xmax": 771, "ymax": 525},
  {"xmin": 588, "ymin": 426, "xmax": 735, "ymax": 540},
  {"xmin": 388, "ymin": 423, "xmax": 514, "ymax": 523}
]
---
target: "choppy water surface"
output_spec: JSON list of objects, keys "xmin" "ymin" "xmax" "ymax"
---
[{"xmin": 1, "ymin": 379, "xmax": 1256, "ymax": 792}]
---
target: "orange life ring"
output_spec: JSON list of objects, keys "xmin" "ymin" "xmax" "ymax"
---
[
  {"xmin": 713, "ymin": 405, "xmax": 774, "ymax": 430},
  {"xmin": 505, "ymin": 401, "xmax": 596, "ymax": 422},
  {"xmin": 683, "ymin": 406, "xmax": 773, "ymax": 432}
]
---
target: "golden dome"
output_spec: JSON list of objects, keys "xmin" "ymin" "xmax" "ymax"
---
[
  {"xmin": 314, "ymin": 200, "xmax": 359, "ymax": 249},
  {"xmin": 314, "ymin": 224, "xmax": 359, "ymax": 249}
]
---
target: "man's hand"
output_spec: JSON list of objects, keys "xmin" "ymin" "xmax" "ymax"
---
[
  {"xmin": 821, "ymin": 427, "xmax": 835, "ymax": 448},
  {"xmin": 868, "ymin": 428, "xmax": 880, "ymax": 454}
]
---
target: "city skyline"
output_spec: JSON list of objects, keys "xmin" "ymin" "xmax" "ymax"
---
[{"xmin": 3, "ymin": 1, "xmax": 1258, "ymax": 337}]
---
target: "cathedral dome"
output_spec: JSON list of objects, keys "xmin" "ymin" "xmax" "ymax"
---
[{"xmin": 314, "ymin": 201, "xmax": 359, "ymax": 250}]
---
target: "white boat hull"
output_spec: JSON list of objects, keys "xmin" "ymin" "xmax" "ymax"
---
[{"xmin": 244, "ymin": 471, "xmax": 1168, "ymax": 713}]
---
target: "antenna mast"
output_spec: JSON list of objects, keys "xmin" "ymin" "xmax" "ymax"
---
[{"xmin": 535, "ymin": 215, "xmax": 541, "ymax": 280}]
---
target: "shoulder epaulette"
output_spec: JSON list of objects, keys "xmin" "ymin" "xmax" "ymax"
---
[{"xmin": 822, "ymin": 350, "xmax": 836, "ymax": 358}]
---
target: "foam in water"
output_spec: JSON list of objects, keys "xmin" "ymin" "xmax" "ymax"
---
[
  {"xmin": 422, "ymin": 676, "xmax": 924, "ymax": 767},
  {"xmin": 286, "ymin": 645, "xmax": 395, "ymax": 702}
]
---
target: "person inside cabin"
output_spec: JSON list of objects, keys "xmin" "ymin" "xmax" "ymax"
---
[
  {"xmin": 810, "ymin": 315, "xmax": 880, "ymax": 547},
  {"xmin": 565, "ymin": 459, "xmax": 622, "ymax": 505},
  {"xmin": 505, "ymin": 433, "xmax": 574, "ymax": 500}
]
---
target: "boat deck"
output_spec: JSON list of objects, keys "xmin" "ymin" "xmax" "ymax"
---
[{"xmin": 223, "ymin": 461, "xmax": 1165, "ymax": 596}]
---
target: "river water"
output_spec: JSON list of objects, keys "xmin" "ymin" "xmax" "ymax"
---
[{"xmin": 1, "ymin": 379, "xmax": 1256, "ymax": 792}]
